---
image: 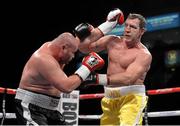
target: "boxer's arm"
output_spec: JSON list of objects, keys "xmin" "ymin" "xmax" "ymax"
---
[
  {"xmin": 76, "ymin": 24, "xmax": 104, "ymax": 54},
  {"xmin": 38, "ymin": 52, "xmax": 104, "ymax": 93},
  {"xmin": 87, "ymin": 35, "xmax": 117, "ymax": 52},
  {"xmin": 108, "ymin": 52, "xmax": 152, "ymax": 85},
  {"xmin": 76, "ymin": 8, "xmax": 124, "ymax": 54},
  {"xmin": 79, "ymin": 32, "xmax": 117, "ymax": 54},
  {"xmin": 75, "ymin": 52, "xmax": 104, "ymax": 81},
  {"xmin": 77, "ymin": 8, "xmax": 124, "ymax": 40},
  {"xmin": 37, "ymin": 55, "xmax": 82, "ymax": 93},
  {"xmin": 82, "ymin": 72, "xmax": 109, "ymax": 86},
  {"xmin": 98, "ymin": 8, "xmax": 124, "ymax": 35}
]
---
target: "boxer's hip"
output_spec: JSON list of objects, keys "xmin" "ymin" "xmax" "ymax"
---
[
  {"xmin": 104, "ymin": 85, "xmax": 146, "ymax": 98},
  {"xmin": 15, "ymin": 88, "xmax": 60, "ymax": 110}
]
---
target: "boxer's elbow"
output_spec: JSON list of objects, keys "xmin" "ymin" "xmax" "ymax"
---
[
  {"xmin": 53, "ymin": 81, "xmax": 75, "ymax": 93},
  {"xmin": 59, "ymin": 83, "xmax": 75, "ymax": 93},
  {"xmin": 55, "ymin": 84, "xmax": 72, "ymax": 93},
  {"xmin": 58, "ymin": 78, "xmax": 81, "ymax": 93},
  {"xmin": 63, "ymin": 83, "xmax": 77, "ymax": 93},
  {"xmin": 59, "ymin": 85, "xmax": 72, "ymax": 93},
  {"xmin": 62, "ymin": 89, "xmax": 72, "ymax": 94}
]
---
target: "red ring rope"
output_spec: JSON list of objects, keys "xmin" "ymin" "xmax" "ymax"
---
[
  {"xmin": 147, "ymin": 87, "xmax": 180, "ymax": 95},
  {"xmin": 1, "ymin": 87, "xmax": 180, "ymax": 100},
  {"xmin": 0, "ymin": 87, "xmax": 16, "ymax": 94}
]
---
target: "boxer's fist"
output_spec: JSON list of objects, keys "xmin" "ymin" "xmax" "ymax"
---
[
  {"xmin": 75, "ymin": 52, "xmax": 104, "ymax": 81},
  {"xmin": 74, "ymin": 23, "xmax": 92, "ymax": 41},
  {"xmin": 82, "ymin": 52, "xmax": 104, "ymax": 71},
  {"xmin": 107, "ymin": 8, "xmax": 124, "ymax": 25},
  {"xmin": 98, "ymin": 8, "xmax": 124, "ymax": 35}
]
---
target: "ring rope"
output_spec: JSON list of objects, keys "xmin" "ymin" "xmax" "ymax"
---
[
  {"xmin": 1, "ymin": 110, "xmax": 180, "ymax": 119},
  {"xmin": 147, "ymin": 87, "xmax": 180, "ymax": 95},
  {"xmin": 79, "ymin": 110, "xmax": 180, "ymax": 119},
  {"xmin": 1, "ymin": 87, "xmax": 180, "ymax": 100},
  {"xmin": 1, "ymin": 86, "xmax": 180, "ymax": 120}
]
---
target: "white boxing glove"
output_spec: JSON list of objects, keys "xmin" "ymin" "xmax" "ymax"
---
[{"xmin": 98, "ymin": 8, "xmax": 124, "ymax": 35}]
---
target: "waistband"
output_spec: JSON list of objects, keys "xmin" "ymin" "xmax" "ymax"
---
[
  {"xmin": 104, "ymin": 85, "xmax": 146, "ymax": 98},
  {"xmin": 15, "ymin": 88, "xmax": 60, "ymax": 110}
]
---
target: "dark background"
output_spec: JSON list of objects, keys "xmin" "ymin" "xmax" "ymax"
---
[{"xmin": 1, "ymin": 0, "xmax": 180, "ymax": 125}]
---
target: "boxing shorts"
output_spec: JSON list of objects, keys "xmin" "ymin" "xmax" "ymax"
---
[
  {"xmin": 14, "ymin": 88, "xmax": 66, "ymax": 125},
  {"xmin": 101, "ymin": 85, "xmax": 148, "ymax": 126}
]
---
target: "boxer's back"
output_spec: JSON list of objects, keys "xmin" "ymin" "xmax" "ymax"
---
[{"xmin": 19, "ymin": 43, "xmax": 61, "ymax": 96}]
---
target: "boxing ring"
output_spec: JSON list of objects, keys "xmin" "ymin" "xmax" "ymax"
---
[{"xmin": 0, "ymin": 86, "xmax": 180, "ymax": 125}]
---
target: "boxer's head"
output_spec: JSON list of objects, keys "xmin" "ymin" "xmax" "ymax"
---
[
  {"xmin": 123, "ymin": 13, "xmax": 146, "ymax": 45},
  {"xmin": 126, "ymin": 13, "xmax": 146, "ymax": 30},
  {"xmin": 54, "ymin": 32, "xmax": 79, "ymax": 64}
]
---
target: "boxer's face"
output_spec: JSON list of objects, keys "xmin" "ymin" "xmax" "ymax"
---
[
  {"xmin": 123, "ymin": 18, "xmax": 142, "ymax": 44},
  {"xmin": 61, "ymin": 44, "xmax": 77, "ymax": 64}
]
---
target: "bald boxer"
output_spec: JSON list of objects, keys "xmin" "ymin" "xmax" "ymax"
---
[
  {"xmin": 74, "ymin": 9, "xmax": 152, "ymax": 126},
  {"xmin": 14, "ymin": 32, "xmax": 104, "ymax": 125}
]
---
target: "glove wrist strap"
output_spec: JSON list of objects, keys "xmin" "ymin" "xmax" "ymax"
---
[
  {"xmin": 98, "ymin": 21, "xmax": 117, "ymax": 35},
  {"xmin": 98, "ymin": 74, "xmax": 108, "ymax": 85},
  {"xmin": 75, "ymin": 65, "xmax": 90, "ymax": 81}
]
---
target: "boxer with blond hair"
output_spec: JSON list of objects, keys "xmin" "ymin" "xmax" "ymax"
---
[{"xmin": 74, "ymin": 8, "xmax": 152, "ymax": 125}]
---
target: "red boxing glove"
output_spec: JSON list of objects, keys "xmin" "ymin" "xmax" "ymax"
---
[
  {"xmin": 107, "ymin": 8, "xmax": 124, "ymax": 24},
  {"xmin": 82, "ymin": 52, "xmax": 105, "ymax": 71},
  {"xmin": 118, "ymin": 10, "xmax": 124, "ymax": 25},
  {"xmin": 75, "ymin": 52, "xmax": 105, "ymax": 81}
]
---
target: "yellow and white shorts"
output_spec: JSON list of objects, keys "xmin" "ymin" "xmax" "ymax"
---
[{"xmin": 101, "ymin": 85, "xmax": 148, "ymax": 126}]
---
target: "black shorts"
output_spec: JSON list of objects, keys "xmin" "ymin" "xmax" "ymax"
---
[{"xmin": 14, "ymin": 88, "xmax": 66, "ymax": 125}]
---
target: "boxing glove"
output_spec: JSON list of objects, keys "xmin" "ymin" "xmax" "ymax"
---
[
  {"xmin": 98, "ymin": 8, "xmax": 124, "ymax": 35},
  {"xmin": 83, "ymin": 72, "xmax": 109, "ymax": 86},
  {"xmin": 75, "ymin": 52, "xmax": 105, "ymax": 81},
  {"xmin": 74, "ymin": 23, "xmax": 92, "ymax": 41}
]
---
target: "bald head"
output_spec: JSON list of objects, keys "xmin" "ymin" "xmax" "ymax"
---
[{"xmin": 53, "ymin": 32, "xmax": 80, "ymax": 48}]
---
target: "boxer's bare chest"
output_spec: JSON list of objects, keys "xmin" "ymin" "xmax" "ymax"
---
[{"xmin": 108, "ymin": 42, "xmax": 139, "ymax": 69}]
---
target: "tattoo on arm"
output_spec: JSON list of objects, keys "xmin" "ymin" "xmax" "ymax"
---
[{"xmin": 95, "ymin": 42, "xmax": 99, "ymax": 50}]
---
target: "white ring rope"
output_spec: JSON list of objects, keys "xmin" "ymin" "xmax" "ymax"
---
[{"xmin": 1, "ymin": 110, "xmax": 180, "ymax": 119}]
